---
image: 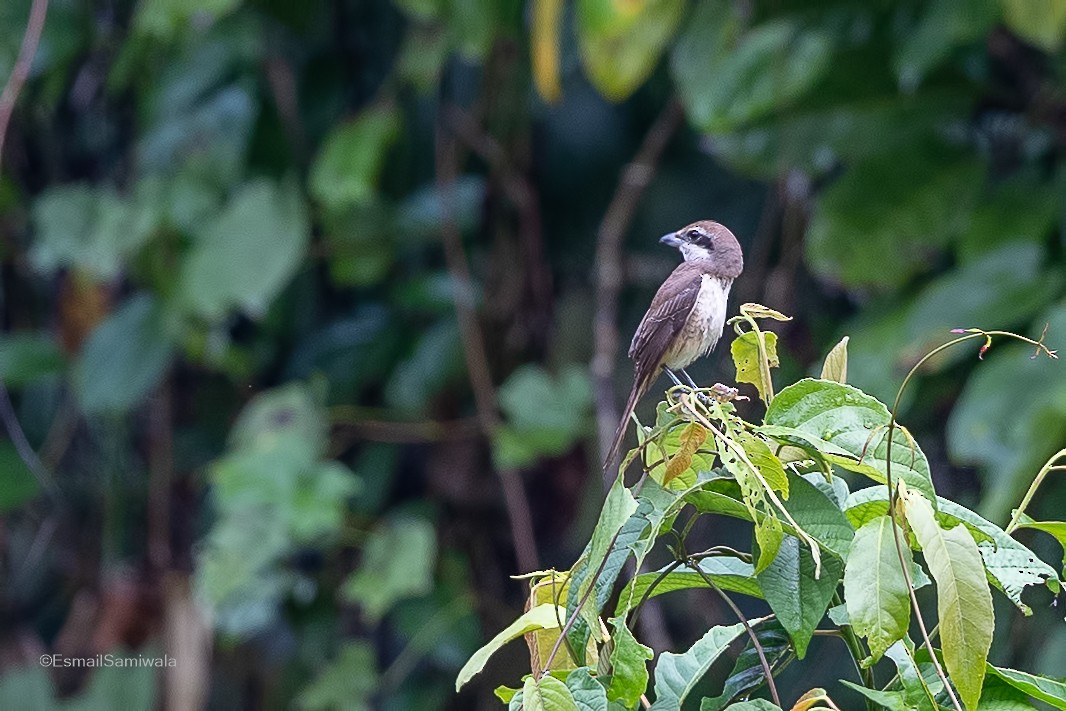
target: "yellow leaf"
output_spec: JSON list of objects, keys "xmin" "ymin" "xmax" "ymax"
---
[
  {"xmin": 663, "ymin": 422, "xmax": 707, "ymax": 485},
  {"xmin": 819, "ymin": 336, "xmax": 849, "ymax": 383},
  {"xmin": 731, "ymin": 330, "xmax": 779, "ymax": 404},
  {"xmin": 531, "ymin": 0, "xmax": 564, "ymax": 102}
]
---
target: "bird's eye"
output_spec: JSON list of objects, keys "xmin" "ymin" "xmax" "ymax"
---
[{"xmin": 687, "ymin": 229, "xmax": 702, "ymax": 240}]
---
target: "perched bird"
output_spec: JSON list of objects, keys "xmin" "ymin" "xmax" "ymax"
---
[{"xmin": 604, "ymin": 220, "xmax": 744, "ymax": 471}]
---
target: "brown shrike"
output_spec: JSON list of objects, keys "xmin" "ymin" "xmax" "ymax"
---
[{"xmin": 604, "ymin": 220, "xmax": 744, "ymax": 471}]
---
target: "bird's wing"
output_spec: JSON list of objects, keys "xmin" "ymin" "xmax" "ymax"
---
[{"xmin": 628, "ymin": 267, "xmax": 703, "ymax": 375}]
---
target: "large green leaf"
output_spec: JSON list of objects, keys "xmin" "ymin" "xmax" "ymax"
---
[
  {"xmin": 845, "ymin": 486, "xmax": 1059, "ymax": 613},
  {"xmin": 903, "ymin": 489, "xmax": 993, "ymax": 711},
  {"xmin": 648, "ymin": 622, "xmax": 749, "ymax": 711},
  {"xmin": 180, "ymin": 179, "xmax": 310, "ymax": 320},
  {"xmin": 455, "ymin": 603, "xmax": 563, "ymax": 691},
  {"xmin": 672, "ymin": 1, "xmax": 831, "ymax": 133},
  {"xmin": 806, "ymin": 150, "xmax": 981, "ymax": 289},
  {"xmin": 564, "ymin": 668, "xmax": 608, "ymax": 711},
  {"xmin": 756, "ymin": 533, "xmax": 841, "ymax": 659},
  {"xmin": 763, "ymin": 378, "xmax": 936, "ymax": 502},
  {"xmin": 73, "ymin": 295, "xmax": 175, "ymax": 415},
  {"xmin": 494, "ymin": 364, "xmax": 592, "ymax": 467},
  {"xmin": 986, "ymin": 666, "xmax": 1066, "ymax": 709},
  {"xmin": 843, "ymin": 516, "xmax": 911, "ymax": 661},
  {"xmin": 616, "ymin": 556, "xmax": 763, "ymax": 615},
  {"xmin": 781, "ymin": 472, "xmax": 854, "ymax": 560},
  {"xmin": 576, "ymin": 0, "xmax": 683, "ymax": 101}
]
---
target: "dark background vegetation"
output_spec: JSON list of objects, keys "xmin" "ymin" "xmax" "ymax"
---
[{"xmin": 1, "ymin": 0, "xmax": 1065, "ymax": 708}]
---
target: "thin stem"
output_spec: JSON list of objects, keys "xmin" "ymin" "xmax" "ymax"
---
[
  {"xmin": 0, "ymin": 0, "xmax": 49, "ymax": 165},
  {"xmin": 831, "ymin": 592, "xmax": 877, "ymax": 711},
  {"xmin": 687, "ymin": 554, "xmax": 780, "ymax": 708},
  {"xmin": 1006, "ymin": 447, "xmax": 1066, "ymax": 535}
]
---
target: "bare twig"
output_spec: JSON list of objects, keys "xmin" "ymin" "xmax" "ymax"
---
[
  {"xmin": 330, "ymin": 406, "xmax": 481, "ymax": 444},
  {"xmin": 593, "ymin": 99, "xmax": 685, "ymax": 475},
  {"xmin": 434, "ymin": 122, "xmax": 539, "ymax": 574},
  {"xmin": 0, "ymin": 0, "xmax": 48, "ymax": 166}
]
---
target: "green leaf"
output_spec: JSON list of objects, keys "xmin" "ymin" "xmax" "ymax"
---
[
  {"xmin": 576, "ymin": 0, "xmax": 684, "ymax": 101},
  {"xmin": 134, "ymin": 0, "xmax": 241, "ymax": 39},
  {"xmin": 1000, "ymin": 0, "xmax": 1066, "ymax": 51},
  {"xmin": 781, "ymin": 472, "xmax": 854, "ymax": 560},
  {"xmin": 31, "ymin": 183, "xmax": 160, "ymax": 280},
  {"xmin": 73, "ymin": 295, "xmax": 175, "ymax": 415},
  {"xmin": 564, "ymin": 668, "xmax": 608, "ymax": 711},
  {"xmin": 699, "ymin": 620, "xmax": 790, "ymax": 711},
  {"xmin": 884, "ymin": 641, "xmax": 939, "ymax": 711},
  {"xmin": 648, "ymin": 622, "xmax": 749, "ymax": 711},
  {"xmin": 714, "ymin": 701, "xmax": 780, "ymax": 710},
  {"xmin": 903, "ymin": 489, "xmax": 993, "ymax": 711},
  {"xmin": 977, "ymin": 676, "xmax": 1040, "ymax": 710},
  {"xmin": 607, "ymin": 619, "xmax": 652, "ymax": 706},
  {"xmin": 617, "ymin": 556, "xmax": 762, "ymax": 616},
  {"xmin": 0, "ymin": 444, "xmax": 39, "ymax": 512},
  {"xmin": 844, "ymin": 516, "xmax": 911, "ymax": 661},
  {"xmin": 309, "ymin": 105, "xmax": 400, "ymax": 212},
  {"xmin": 573, "ymin": 477, "xmax": 638, "ymax": 629},
  {"xmin": 523, "ymin": 674, "xmax": 580, "ymax": 711},
  {"xmin": 819, "ymin": 336, "xmax": 848, "ymax": 384},
  {"xmin": 1013, "ymin": 515, "xmax": 1066, "ymax": 574},
  {"xmin": 341, "ymin": 516, "xmax": 437, "ymax": 621},
  {"xmin": 297, "ymin": 642, "xmax": 377, "ymax": 711},
  {"xmin": 839, "ymin": 680, "xmax": 910, "ymax": 711},
  {"xmin": 986, "ymin": 666, "xmax": 1066, "ymax": 709},
  {"xmin": 893, "ymin": 0, "xmax": 999, "ymax": 91},
  {"xmin": 494, "ymin": 365, "xmax": 592, "ymax": 467},
  {"xmin": 0, "ymin": 333, "xmax": 64, "ymax": 387},
  {"xmin": 672, "ymin": 1, "xmax": 831, "ymax": 133},
  {"xmin": 756, "ymin": 534, "xmax": 841, "ymax": 659},
  {"xmin": 180, "ymin": 179, "xmax": 310, "ymax": 320},
  {"xmin": 763, "ymin": 378, "xmax": 936, "ymax": 503},
  {"xmin": 731, "ymin": 331, "xmax": 779, "ymax": 404},
  {"xmin": 845, "ymin": 486, "xmax": 1058, "ymax": 613},
  {"xmin": 455, "ymin": 604, "xmax": 564, "ymax": 691},
  {"xmin": 806, "ymin": 151, "xmax": 981, "ymax": 289}
]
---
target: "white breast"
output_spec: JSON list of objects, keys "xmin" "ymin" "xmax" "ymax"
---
[{"xmin": 662, "ymin": 275, "xmax": 731, "ymax": 370}]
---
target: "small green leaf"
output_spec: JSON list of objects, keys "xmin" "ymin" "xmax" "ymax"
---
[
  {"xmin": 495, "ymin": 364, "xmax": 593, "ymax": 468},
  {"xmin": 648, "ymin": 622, "xmax": 749, "ymax": 711},
  {"xmin": 309, "ymin": 105, "xmax": 400, "ymax": 212},
  {"xmin": 523, "ymin": 674, "xmax": 580, "ymax": 711},
  {"xmin": 0, "ymin": 333, "xmax": 64, "ymax": 387},
  {"xmin": 341, "ymin": 516, "xmax": 437, "ymax": 622},
  {"xmin": 757, "ymin": 534, "xmax": 842, "ymax": 658},
  {"xmin": 839, "ymin": 680, "xmax": 910, "ymax": 711},
  {"xmin": 903, "ymin": 489, "xmax": 994, "ymax": 711},
  {"xmin": 297, "ymin": 642, "xmax": 377, "ymax": 711},
  {"xmin": 844, "ymin": 516, "xmax": 911, "ymax": 661},
  {"xmin": 819, "ymin": 336, "xmax": 848, "ymax": 384},
  {"xmin": 731, "ymin": 331, "xmax": 779, "ymax": 404},
  {"xmin": 607, "ymin": 619, "xmax": 652, "ymax": 706},
  {"xmin": 73, "ymin": 295, "xmax": 175, "ymax": 415},
  {"xmin": 455, "ymin": 604, "xmax": 564, "ymax": 691}
]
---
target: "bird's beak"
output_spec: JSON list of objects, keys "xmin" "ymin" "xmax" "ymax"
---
[{"xmin": 659, "ymin": 232, "xmax": 683, "ymax": 248}]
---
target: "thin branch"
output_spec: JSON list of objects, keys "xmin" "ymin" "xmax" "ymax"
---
[
  {"xmin": 0, "ymin": 0, "xmax": 48, "ymax": 166},
  {"xmin": 686, "ymin": 553, "xmax": 781, "ymax": 708},
  {"xmin": 593, "ymin": 99, "xmax": 684, "ymax": 475},
  {"xmin": 434, "ymin": 121, "xmax": 539, "ymax": 574}
]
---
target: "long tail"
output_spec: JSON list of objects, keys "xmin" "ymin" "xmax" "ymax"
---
[{"xmin": 603, "ymin": 373, "xmax": 653, "ymax": 474}]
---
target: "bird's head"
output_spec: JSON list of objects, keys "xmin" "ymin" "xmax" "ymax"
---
[{"xmin": 660, "ymin": 220, "xmax": 744, "ymax": 278}]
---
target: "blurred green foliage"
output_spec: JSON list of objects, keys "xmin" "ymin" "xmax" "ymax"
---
[{"xmin": 1, "ymin": 0, "xmax": 1065, "ymax": 708}]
